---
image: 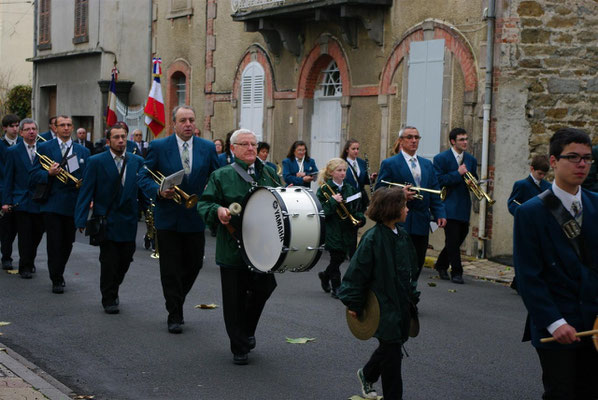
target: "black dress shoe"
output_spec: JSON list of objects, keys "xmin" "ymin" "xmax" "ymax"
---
[
  {"xmin": 330, "ymin": 287, "xmax": 340, "ymax": 299},
  {"xmin": 248, "ymin": 336, "xmax": 256, "ymax": 350},
  {"xmin": 2, "ymin": 262, "xmax": 13, "ymax": 270},
  {"xmin": 318, "ymin": 272, "xmax": 331, "ymax": 293},
  {"xmin": 20, "ymin": 272, "xmax": 32, "ymax": 279},
  {"xmin": 104, "ymin": 305, "xmax": 119, "ymax": 314},
  {"xmin": 52, "ymin": 284, "xmax": 64, "ymax": 294},
  {"xmin": 168, "ymin": 323, "xmax": 182, "ymax": 334},
  {"xmin": 233, "ymin": 353, "xmax": 248, "ymax": 365},
  {"xmin": 437, "ymin": 269, "xmax": 450, "ymax": 280},
  {"xmin": 451, "ymin": 275, "xmax": 464, "ymax": 284}
]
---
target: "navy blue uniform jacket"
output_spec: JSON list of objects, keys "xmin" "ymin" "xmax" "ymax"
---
[
  {"xmin": 375, "ymin": 154, "xmax": 446, "ymax": 236},
  {"xmin": 433, "ymin": 149, "xmax": 477, "ymax": 222},
  {"xmin": 3, "ymin": 142, "xmax": 41, "ymax": 214},
  {"xmin": 513, "ymin": 189, "xmax": 598, "ymax": 349},
  {"xmin": 282, "ymin": 157, "xmax": 318, "ymax": 187},
  {"xmin": 507, "ymin": 175, "xmax": 551, "ymax": 216}
]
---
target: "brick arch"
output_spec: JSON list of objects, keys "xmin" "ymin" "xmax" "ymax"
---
[
  {"xmin": 297, "ymin": 35, "xmax": 350, "ymax": 98},
  {"xmin": 165, "ymin": 58, "xmax": 192, "ymax": 135},
  {"xmin": 379, "ymin": 21, "xmax": 478, "ymax": 95},
  {"xmin": 232, "ymin": 44, "xmax": 275, "ymax": 103}
]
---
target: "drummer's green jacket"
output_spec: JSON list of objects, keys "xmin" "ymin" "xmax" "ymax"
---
[
  {"xmin": 316, "ymin": 179, "xmax": 365, "ymax": 255},
  {"xmin": 338, "ymin": 223, "xmax": 418, "ymax": 343},
  {"xmin": 197, "ymin": 159, "xmax": 281, "ymax": 267}
]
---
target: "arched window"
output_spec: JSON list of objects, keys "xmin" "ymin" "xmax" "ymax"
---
[
  {"xmin": 318, "ymin": 61, "xmax": 342, "ymax": 97},
  {"xmin": 174, "ymin": 73, "xmax": 187, "ymax": 106},
  {"xmin": 239, "ymin": 61, "xmax": 265, "ymax": 141}
]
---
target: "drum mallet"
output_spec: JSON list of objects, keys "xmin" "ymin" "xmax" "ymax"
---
[
  {"xmin": 540, "ymin": 316, "xmax": 598, "ymax": 351},
  {"xmin": 228, "ymin": 202, "xmax": 242, "ymax": 217}
]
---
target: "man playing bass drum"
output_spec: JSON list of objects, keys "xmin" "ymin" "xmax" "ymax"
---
[{"xmin": 197, "ymin": 128, "xmax": 281, "ymax": 366}]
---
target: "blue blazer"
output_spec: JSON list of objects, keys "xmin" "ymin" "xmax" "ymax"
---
[
  {"xmin": 29, "ymin": 139, "xmax": 90, "ymax": 216},
  {"xmin": 138, "ymin": 134, "xmax": 219, "ymax": 232},
  {"xmin": 0, "ymin": 137, "xmax": 23, "ymax": 200},
  {"xmin": 433, "ymin": 150, "xmax": 477, "ymax": 222},
  {"xmin": 344, "ymin": 157, "xmax": 370, "ymax": 191},
  {"xmin": 75, "ymin": 151, "xmax": 144, "ymax": 242},
  {"xmin": 282, "ymin": 157, "xmax": 318, "ymax": 187},
  {"xmin": 39, "ymin": 130, "xmax": 54, "ymax": 141},
  {"xmin": 375, "ymin": 154, "xmax": 446, "ymax": 236},
  {"xmin": 2, "ymin": 142, "xmax": 41, "ymax": 213},
  {"xmin": 507, "ymin": 175, "xmax": 551, "ymax": 216},
  {"xmin": 217, "ymin": 152, "xmax": 235, "ymax": 168},
  {"xmin": 514, "ymin": 189, "xmax": 598, "ymax": 349}
]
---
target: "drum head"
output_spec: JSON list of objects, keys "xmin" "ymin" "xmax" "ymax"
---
[{"xmin": 240, "ymin": 187, "xmax": 288, "ymax": 272}]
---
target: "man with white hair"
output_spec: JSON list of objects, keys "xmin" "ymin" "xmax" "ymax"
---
[
  {"xmin": 75, "ymin": 128, "xmax": 93, "ymax": 152},
  {"xmin": 198, "ymin": 128, "xmax": 281, "ymax": 365}
]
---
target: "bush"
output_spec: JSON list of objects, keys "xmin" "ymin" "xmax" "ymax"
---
[{"xmin": 6, "ymin": 85, "xmax": 32, "ymax": 119}]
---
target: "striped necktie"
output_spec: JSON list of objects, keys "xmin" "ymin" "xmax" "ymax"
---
[{"xmin": 182, "ymin": 142, "xmax": 191, "ymax": 175}]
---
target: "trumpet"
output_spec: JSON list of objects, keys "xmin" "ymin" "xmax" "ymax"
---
[
  {"xmin": 380, "ymin": 180, "xmax": 447, "ymax": 201},
  {"xmin": 143, "ymin": 166, "xmax": 198, "ymax": 209},
  {"xmin": 320, "ymin": 182, "xmax": 361, "ymax": 226},
  {"xmin": 36, "ymin": 134, "xmax": 47, "ymax": 142},
  {"xmin": 464, "ymin": 171, "xmax": 495, "ymax": 205},
  {"xmin": 35, "ymin": 151, "xmax": 82, "ymax": 188}
]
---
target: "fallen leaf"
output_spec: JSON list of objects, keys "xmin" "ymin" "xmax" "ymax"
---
[
  {"xmin": 504, "ymin": 267, "xmax": 512, "ymax": 271},
  {"xmin": 286, "ymin": 337, "xmax": 316, "ymax": 344},
  {"xmin": 6, "ymin": 270, "xmax": 18, "ymax": 275},
  {"xmin": 448, "ymin": 289, "xmax": 457, "ymax": 293},
  {"xmin": 348, "ymin": 396, "xmax": 383, "ymax": 400},
  {"xmin": 74, "ymin": 395, "xmax": 95, "ymax": 399},
  {"xmin": 427, "ymin": 282, "xmax": 437, "ymax": 287},
  {"xmin": 194, "ymin": 303, "xmax": 218, "ymax": 309},
  {"xmin": 0, "ymin": 348, "xmax": 5, "ymax": 352},
  {"xmin": 0, "ymin": 322, "xmax": 10, "ymax": 327}
]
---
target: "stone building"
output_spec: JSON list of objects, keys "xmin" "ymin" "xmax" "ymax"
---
[
  {"xmin": 29, "ymin": 0, "xmax": 152, "ymax": 140},
  {"xmin": 153, "ymin": 0, "xmax": 597, "ymax": 259}
]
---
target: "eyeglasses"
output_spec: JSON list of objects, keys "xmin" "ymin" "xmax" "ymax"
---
[
  {"xmin": 234, "ymin": 142, "xmax": 258, "ymax": 148},
  {"xmin": 402, "ymin": 135, "xmax": 421, "ymax": 140},
  {"xmin": 557, "ymin": 154, "xmax": 594, "ymax": 164}
]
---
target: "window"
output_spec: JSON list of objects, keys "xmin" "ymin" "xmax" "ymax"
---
[
  {"xmin": 167, "ymin": 0, "xmax": 193, "ymax": 19},
  {"xmin": 318, "ymin": 61, "xmax": 342, "ymax": 97},
  {"xmin": 406, "ymin": 39, "xmax": 445, "ymax": 159},
  {"xmin": 38, "ymin": 0, "xmax": 51, "ymax": 49},
  {"xmin": 176, "ymin": 75, "xmax": 186, "ymax": 106},
  {"xmin": 74, "ymin": 0, "xmax": 89, "ymax": 44},
  {"xmin": 239, "ymin": 62, "xmax": 265, "ymax": 141}
]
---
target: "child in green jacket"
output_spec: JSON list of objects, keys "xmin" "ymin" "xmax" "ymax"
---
[{"xmin": 339, "ymin": 187, "xmax": 418, "ymax": 400}]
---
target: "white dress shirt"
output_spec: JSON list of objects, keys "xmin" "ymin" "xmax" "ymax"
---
[{"xmin": 451, "ymin": 147, "xmax": 464, "ymax": 165}]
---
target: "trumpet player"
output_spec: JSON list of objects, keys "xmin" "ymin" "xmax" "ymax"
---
[
  {"xmin": 2, "ymin": 119, "xmax": 45, "ymax": 279},
  {"xmin": 316, "ymin": 158, "xmax": 365, "ymax": 299},
  {"xmin": 74, "ymin": 122, "xmax": 145, "ymax": 314},
  {"xmin": 432, "ymin": 128, "xmax": 477, "ymax": 284},
  {"xmin": 138, "ymin": 105, "xmax": 219, "ymax": 334},
  {"xmin": 376, "ymin": 126, "xmax": 446, "ymax": 281}
]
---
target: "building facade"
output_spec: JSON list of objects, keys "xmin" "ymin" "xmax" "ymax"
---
[{"xmin": 30, "ymin": 0, "xmax": 152, "ymax": 140}]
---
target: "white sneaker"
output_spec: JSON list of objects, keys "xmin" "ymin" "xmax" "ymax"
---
[{"xmin": 357, "ymin": 368, "xmax": 377, "ymax": 399}]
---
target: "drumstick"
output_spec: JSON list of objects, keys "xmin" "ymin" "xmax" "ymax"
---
[
  {"xmin": 540, "ymin": 329, "xmax": 598, "ymax": 343},
  {"xmin": 227, "ymin": 202, "xmax": 242, "ymax": 217}
]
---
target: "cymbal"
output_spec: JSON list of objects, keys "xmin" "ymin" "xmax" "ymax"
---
[{"xmin": 346, "ymin": 290, "xmax": 380, "ymax": 340}]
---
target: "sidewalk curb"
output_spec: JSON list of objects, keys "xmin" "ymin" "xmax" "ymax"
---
[{"xmin": 0, "ymin": 342, "xmax": 74, "ymax": 400}]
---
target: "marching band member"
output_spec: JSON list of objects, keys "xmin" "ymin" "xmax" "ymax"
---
[
  {"xmin": 0, "ymin": 114, "xmax": 22, "ymax": 271},
  {"xmin": 341, "ymin": 139, "xmax": 376, "ymax": 208},
  {"xmin": 514, "ymin": 128, "xmax": 598, "ymax": 399},
  {"xmin": 432, "ymin": 128, "xmax": 477, "ymax": 284},
  {"xmin": 282, "ymin": 140, "xmax": 318, "ymax": 187},
  {"xmin": 197, "ymin": 128, "xmax": 281, "ymax": 365},
  {"xmin": 507, "ymin": 155, "xmax": 550, "ymax": 216},
  {"xmin": 217, "ymin": 130, "xmax": 235, "ymax": 167},
  {"xmin": 316, "ymin": 158, "xmax": 365, "ymax": 299},
  {"xmin": 257, "ymin": 141, "xmax": 277, "ymax": 171},
  {"xmin": 2, "ymin": 119, "xmax": 44, "ymax": 279},
  {"xmin": 30, "ymin": 115, "xmax": 90, "ymax": 293},
  {"xmin": 74, "ymin": 122, "xmax": 145, "ymax": 314},
  {"xmin": 138, "ymin": 105, "xmax": 219, "ymax": 334},
  {"xmin": 38, "ymin": 116, "xmax": 57, "ymax": 141},
  {"xmin": 376, "ymin": 126, "xmax": 446, "ymax": 281}
]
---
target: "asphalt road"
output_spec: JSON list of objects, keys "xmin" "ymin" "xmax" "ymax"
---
[{"xmin": 0, "ymin": 224, "xmax": 542, "ymax": 399}]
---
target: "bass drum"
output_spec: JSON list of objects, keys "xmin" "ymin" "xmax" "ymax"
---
[{"xmin": 240, "ymin": 186, "xmax": 325, "ymax": 273}]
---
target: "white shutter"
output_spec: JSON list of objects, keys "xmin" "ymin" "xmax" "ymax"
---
[
  {"xmin": 406, "ymin": 39, "xmax": 445, "ymax": 159},
  {"xmin": 239, "ymin": 62, "xmax": 265, "ymax": 141}
]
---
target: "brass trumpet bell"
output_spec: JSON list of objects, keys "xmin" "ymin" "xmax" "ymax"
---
[
  {"xmin": 143, "ymin": 166, "xmax": 198, "ymax": 209},
  {"xmin": 320, "ymin": 182, "xmax": 361, "ymax": 226},
  {"xmin": 380, "ymin": 180, "xmax": 446, "ymax": 201},
  {"xmin": 464, "ymin": 172, "xmax": 495, "ymax": 205},
  {"xmin": 35, "ymin": 151, "xmax": 82, "ymax": 188}
]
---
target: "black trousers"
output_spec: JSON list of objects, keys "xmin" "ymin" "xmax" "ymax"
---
[
  {"xmin": 436, "ymin": 219, "xmax": 469, "ymax": 277},
  {"xmin": 156, "ymin": 230, "xmax": 205, "ymax": 324},
  {"xmin": 363, "ymin": 340, "xmax": 404, "ymax": 400},
  {"xmin": 99, "ymin": 240, "xmax": 135, "ymax": 307},
  {"xmin": 14, "ymin": 211, "xmax": 45, "ymax": 274},
  {"xmin": 0, "ymin": 209, "xmax": 17, "ymax": 264},
  {"xmin": 43, "ymin": 212, "xmax": 76, "ymax": 285},
  {"xmin": 536, "ymin": 341, "xmax": 598, "ymax": 400},
  {"xmin": 321, "ymin": 250, "xmax": 346, "ymax": 289},
  {"xmin": 219, "ymin": 266, "xmax": 277, "ymax": 355},
  {"xmin": 409, "ymin": 234, "xmax": 429, "ymax": 281}
]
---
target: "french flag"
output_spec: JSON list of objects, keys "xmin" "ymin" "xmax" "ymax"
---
[
  {"xmin": 144, "ymin": 58, "xmax": 165, "ymax": 137},
  {"xmin": 105, "ymin": 67, "xmax": 118, "ymax": 127}
]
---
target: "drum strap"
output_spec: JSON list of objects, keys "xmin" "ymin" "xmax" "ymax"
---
[{"xmin": 231, "ymin": 163, "xmax": 257, "ymax": 186}]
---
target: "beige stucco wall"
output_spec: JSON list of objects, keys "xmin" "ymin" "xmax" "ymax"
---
[{"xmin": 0, "ymin": 2, "xmax": 34, "ymax": 86}]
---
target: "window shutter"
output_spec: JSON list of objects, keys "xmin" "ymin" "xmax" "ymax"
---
[
  {"xmin": 39, "ymin": 0, "xmax": 51, "ymax": 44},
  {"xmin": 74, "ymin": 0, "xmax": 88, "ymax": 38},
  {"xmin": 239, "ymin": 62, "xmax": 265, "ymax": 141}
]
